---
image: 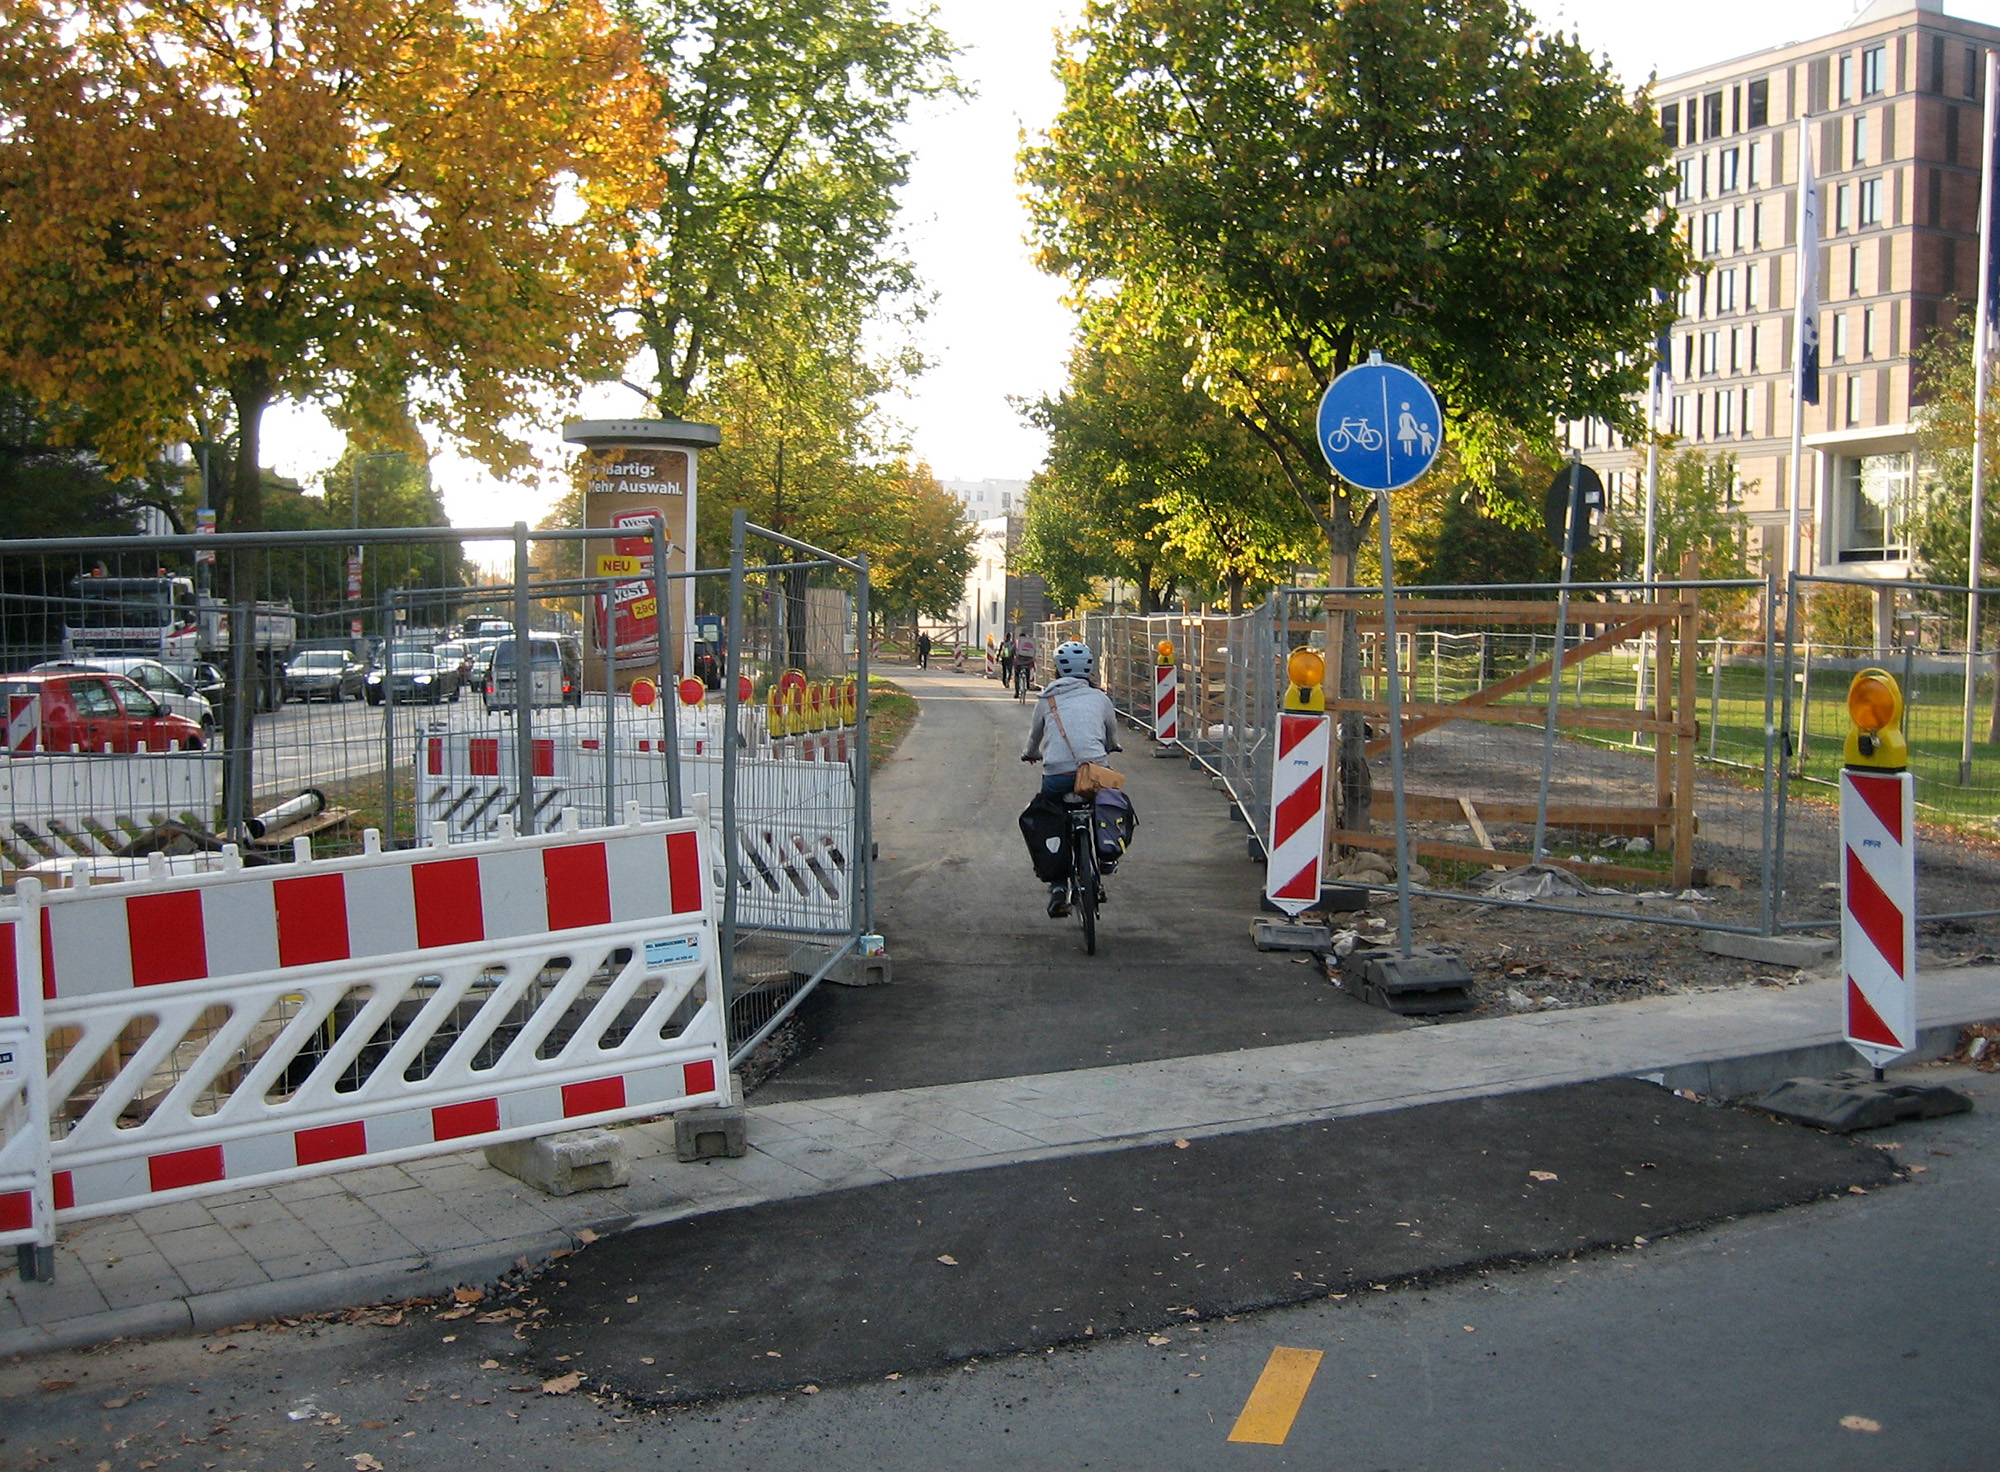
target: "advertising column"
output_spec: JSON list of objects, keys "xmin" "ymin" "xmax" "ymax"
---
[{"xmin": 563, "ymin": 419, "xmax": 720, "ymax": 688}]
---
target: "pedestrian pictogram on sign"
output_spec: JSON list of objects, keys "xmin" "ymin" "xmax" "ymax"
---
[{"xmin": 1316, "ymin": 356, "xmax": 1444, "ymax": 490}]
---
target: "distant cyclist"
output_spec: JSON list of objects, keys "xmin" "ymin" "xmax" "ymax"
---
[
  {"xmin": 1012, "ymin": 627, "xmax": 1037, "ymax": 698},
  {"xmin": 1021, "ymin": 639, "xmax": 1121, "ymax": 915}
]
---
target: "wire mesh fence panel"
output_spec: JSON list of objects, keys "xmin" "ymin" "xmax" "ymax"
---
[{"xmin": 1774, "ymin": 574, "xmax": 2000, "ymax": 933}]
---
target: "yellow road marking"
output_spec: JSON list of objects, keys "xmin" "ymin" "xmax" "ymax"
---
[{"xmin": 1226, "ymin": 1346, "xmax": 1324, "ymax": 1445}]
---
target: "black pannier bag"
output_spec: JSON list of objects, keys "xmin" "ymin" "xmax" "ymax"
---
[
  {"xmin": 1092, "ymin": 788, "xmax": 1137, "ymax": 871},
  {"xmin": 1019, "ymin": 792, "xmax": 1071, "ymax": 883}
]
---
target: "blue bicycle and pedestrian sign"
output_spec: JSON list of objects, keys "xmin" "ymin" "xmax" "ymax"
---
[{"xmin": 1315, "ymin": 356, "xmax": 1444, "ymax": 491}]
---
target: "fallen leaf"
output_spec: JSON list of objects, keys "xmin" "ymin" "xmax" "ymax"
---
[
  {"xmin": 937, "ymin": 1254, "xmax": 958, "ymax": 1265},
  {"xmin": 1840, "ymin": 1415, "xmax": 1882, "ymax": 1433},
  {"xmin": 1147, "ymin": 1335, "xmax": 1171, "ymax": 1346},
  {"xmin": 437, "ymin": 1307, "xmax": 475, "ymax": 1321},
  {"xmin": 1909, "ymin": 1165, "xmax": 1928, "ymax": 1174},
  {"xmin": 1849, "ymin": 1186, "xmax": 1869, "ymax": 1195},
  {"xmin": 885, "ymin": 1373, "xmax": 901, "ymax": 1381},
  {"xmin": 480, "ymin": 1359, "xmax": 499, "ymax": 1370},
  {"xmin": 204, "ymin": 1341, "xmax": 238, "ymax": 1354},
  {"xmin": 351, "ymin": 1457, "xmax": 384, "ymax": 1472},
  {"xmin": 802, "ymin": 1384, "xmax": 820, "ymax": 1394},
  {"xmin": 361, "ymin": 1421, "xmax": 388, "ymax": 1430},
  {"xmin": 1462, "ymin": 1325, "xmax": 1475, "ymax": 1333},
  {"xmin": 1528, "ymin": 1170, "xmax": 1558, "ymax": 1183},
  {"xmin": 765, "ymin": 1351, "xmax": 783, "ymax": 1358},
  {"xmin": 101, "ymin": 1397, "xmax": 129, "ymax": 1409},
  {"xmin": 639, "ymin": 1357, "xmax": 656, "ymax": 1366},
  {"xmin": 625, "ymin": 1295, "xmax": 639, "ymax": 1304},
  {"xmin": 541, "ymin": 1372, "xmax": 584, "ymax": 1395},
  {"xmin": 575, "ymin": 1228, "xmax": 599, "ymax": 1244},
  {"xmin": 1173, "ymin": 1139, "xmax": 1190, "ymax": 1149},
  {"xmin": 441, "ymin": 1335, "xmax": 456, "ymax": 1344},
  {"xmin": 453, "ymin": 1286, "xmax": 484, "ymax": 1305}
]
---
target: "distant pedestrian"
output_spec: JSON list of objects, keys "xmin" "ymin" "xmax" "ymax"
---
[
  {"xmin": 916, "ymin": 631, "xmax": 931, "ymax": 669},
  {"xmin": 999, "ymin": 632, "xmax": 1017, "ymax": 688}
]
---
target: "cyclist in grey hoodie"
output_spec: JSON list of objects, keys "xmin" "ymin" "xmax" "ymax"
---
[{"xmin": 1021, "ymin": 639, "xmax": 1122, "ymax": 794}]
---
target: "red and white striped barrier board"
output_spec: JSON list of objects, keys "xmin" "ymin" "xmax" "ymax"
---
[
  {"xmin": 0, "ymin": 903, "xmax": 52, "ymax": 1253},
  {"xmin": 1154, "ymin": 664, "xmax": 1178, "ymax": 744},
  {"xmin": 1840, "ymin": 769, "xmax": 1917, "ymax": 1068},
  {"xmin": 8, "ymin": 694, "xmax": 40, "ymax": 755},
  {"xmin": 25, "ymin": 815, "xmax": 728, "ymax": 1222},
  {"xmin": 0, "ymin": 753, "xmax": 220, "ymax": 876},
  {"xmin": 1265, "ymin": 712, "xmax": 1330, "ymax": 916}
]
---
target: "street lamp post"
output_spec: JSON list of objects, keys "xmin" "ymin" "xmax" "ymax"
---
[{"xmin": 350, "ymin": 451, "xmax": 404, "ymax": 653}]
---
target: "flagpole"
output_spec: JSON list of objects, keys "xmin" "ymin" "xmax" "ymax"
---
[
  {"xmin": 1635, "ymin": 361, "xmax": 1661, "ymax": 725},
  {"xmin": 1961, "ymin": 49, "xmax": 1997, "ymax": 785},
  {"xmin": 1787, "ymin": 117, "xmax": 1816, "ymax": 590}
]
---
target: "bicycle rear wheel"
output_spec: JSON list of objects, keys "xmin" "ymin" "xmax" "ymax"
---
[{"xmin": 1074, "ymin": 826, "xmax": 1098, "ymax": 956}]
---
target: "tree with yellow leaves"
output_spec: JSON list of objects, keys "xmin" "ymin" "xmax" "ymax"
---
[{"xmin": 0, "ymin": 0, "xmax": 662, "ymax": 531}]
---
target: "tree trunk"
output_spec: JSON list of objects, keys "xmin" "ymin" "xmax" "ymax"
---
[
  {"xmin": 1135, "ymin": 564, "xmax": 1154, "ymax": 615},
  {"xmin": 1988, "ymin": 641, "xmax": 2000, "ymax": 744},
  {"xmin": 1226, "ymin": 572, "xmax": 1245, "ymax": 618}
]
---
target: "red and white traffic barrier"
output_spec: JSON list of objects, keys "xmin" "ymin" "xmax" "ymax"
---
[
  {"xmin": 1154, "ymin": 663, "xmax": 1178, "ymax": 744},
  {"xmin": 26, "ymin": 814, "xmax": 727, "ymax": 1224},
  {"xmin": 8, "ymin": 694, "xmax": 40, "ymax": 754},
  {"xmin": 1265, "ymin": 711, "xmax": 1330, "ymax": 915},
  {"xmin": 0, "ymin": 901, "xmax": 51, "ymax": 1255},
  {"xmin": 1840, "ymin": 768, "xmax": 1917, "ymax": 1067}
]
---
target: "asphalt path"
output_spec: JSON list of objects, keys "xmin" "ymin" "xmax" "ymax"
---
[
  {"xmin": 756, "ymin": 664, "xmax": 1404, "ymax": 1099},
  {"xmin": 8, "ymin": 1071, "xmax": 1991, "ymax": 1471}
]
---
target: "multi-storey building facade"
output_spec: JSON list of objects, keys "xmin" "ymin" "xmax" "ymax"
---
[{"xmin": 1579, "ymin": 0, "xmax": 2000, "ymax": 591}]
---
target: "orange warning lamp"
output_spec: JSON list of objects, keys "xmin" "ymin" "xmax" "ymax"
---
[
  {"xmin": 1156, "ymin": 639, "xmax": 1175, "ymax": 664},
  {"xmin": 1844, "ymin": 669, "xmax": 1908, "ymax": 771},
  {"xmin": 630, "ymin": 677, "xmax": 658, "ymax": 708},
  {"xmin": 1283, "ymin": 647, "xmax": 1326, "ymax": 713},
  {"xmin": 678, "ymin": 677, "xmax": 705, "ymax": 706}
]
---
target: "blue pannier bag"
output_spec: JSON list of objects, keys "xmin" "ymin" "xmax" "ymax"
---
[{"xmin": 1092, "ymin": 788, "xmax": 1137, "ymax": 871}]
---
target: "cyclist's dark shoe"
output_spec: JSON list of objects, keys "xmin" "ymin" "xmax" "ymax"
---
[
  {"xmin": 1047, "ymin": 883, "xmax": 1070, "ymax": 918},
  {"xmin": 1095, "ymin": 886, "xmax": 1108, "ymax": 905}
]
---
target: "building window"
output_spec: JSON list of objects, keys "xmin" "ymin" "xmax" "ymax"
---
[
  {"xmin": 1838, "ymin": 54, "xmax": 1855, "ymax": 106},
  {"xmin": 1703, "ymin": 90, "xmax": 1724, "ymax": 139},
  {"xmin": 1968, "ymin": 47, "xmax": 1980, "ymax": 101},
  {"xmin": 1747, "ymin": 139, "xmax": 1763, "ymax": 189},
  {"xmin": 1671, "ymin": 396, "xmax": 1687, "ymax": 435},
  {"xmin": 1838, "ymin": 453, "xmax": 1912, "ymax": 561},
  {"xmin": 1733, "ymin": 206, "xmax": 1747, "ymax": 251},
  {"xmin": 1740, "ymin": 387, "xmax": 1754, "ymax": 437},
  {"xmin": 1844, "ymin": 374, "xmax": 1862, "ymax": 427},
  {"xmin": 1745, "ymin": 261, "xmax": 1760, "ymax": 312},
  {"xmin": 1852, "ymin": 114, "xmax": 1869, "ymax": 168},
  {"xmin": 1948, "ymin": 105, "xmax": 1961, "ymax": 164},
  {"xmin": 1749, "ymin": 321, "xmax": 1761, "ymax": 372},
  {"xmin": 1675, "ymin": 158, "xmax": 1694, "ymax": 204},
  {"xmin": 1832, "ymin": 312, "xmax": 1848, "ymax": 361},
  {"xmin": 1718, "ymin": 268, "xmax": 1737, "ymax": 312},
  {"xmin": 1716, "ymin": 390, "xmax": 1735, "ymax": 437},
  {"xmin": 1835, "ymin": 183, "xmax": 1852, "ymax": 231},
  {"xmin": 1700, "ymin": 331, "xmax": 1719, "ymax": 375},
  {"xmin": 1719, "ymin": 147, "xmax": 1740, "ymax": 192},
  {"xmin": 1933, "ymin": 36, "xmax": 1947, "ymax": 94},
  {"xmin": 1729, "ymin": 326, "xmax": 1743, "ymax": 372},
  {"xmin": 1701, "ymin": 212, "xmax": 1723, "ymax": 254},
  {"xmin": 1849, "ymin": 244, "xmax": 1862, "ymax": 295},
  {"xmin": 1861, "ymin": 46, "xmax": 1886, "ymax": 98},
  {"xmin": 1748, "ymin": 78, "xmax": 1770, "ymax": 129},
  {"xmin": 1862, "ymin": 307, "xmax": 1876, "ymax": 359},
  {"xmin": 1858, "ymin": 176, "xmax": 1883, "ymax": 227},
  {"xmin": 1661, "ymin": 102, "xmax": 1680, "ymax": 149}
]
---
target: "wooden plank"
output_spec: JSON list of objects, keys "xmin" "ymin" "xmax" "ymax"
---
[
  {"xmin": 1330, "ymin": 829, "xmax": 1668, "ymax": 886},
  {"xmin": 1339, "ymin": 696, "xmax": 1695, "ymax": 738},
  {"xmin": 1362, "ymin": 615, "xmax": 1670, "ymax": 756},
  {"xmin": 1322, "ymin": 598, "xmax": 1681, "ymax": 626},
  {"xmin": 1396, "ymin": 792, "xmax": 1671, "ymax": 831},
  {"xmin": 1673, "ymin": 554, "xmax": 1701, "ymax": 887},
  {"xmin": 1458, "ymin": 797, "xmax": 1496, "ymax": 852}
]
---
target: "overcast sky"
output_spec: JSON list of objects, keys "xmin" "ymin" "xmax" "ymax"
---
[{"xmin": 266, "ymin": 0, "xmax": 2000, "ymax": 526}]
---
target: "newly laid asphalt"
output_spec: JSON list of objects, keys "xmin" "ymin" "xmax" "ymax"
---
[
  {"xmin": 3, "ymin": 658, "xmax": 1997, "ymax": 1375},
  {"xmin": 758, "ymin": 664, "xmax": 1401, "ymax": 1101},
  {"xmin": 529, "ymin": 1078, "xmax": 1894, "ymax": 1405}
]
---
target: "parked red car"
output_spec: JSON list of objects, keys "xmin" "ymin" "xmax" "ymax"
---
[{"xmin": 0, "ymin": 671, "xmax": 207, "ymax": 752}]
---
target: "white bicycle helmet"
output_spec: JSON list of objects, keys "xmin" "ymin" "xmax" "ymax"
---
[{"xmin": 1053, "ymin": 639, "xmax": 1094, "ymax": 680}]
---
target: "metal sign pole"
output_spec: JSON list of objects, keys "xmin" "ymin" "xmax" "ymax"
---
[
  {"xmin": 1375, "ymin": 489, "xmax": 1414, "ymax": 958},
  {"xmin": 511, "ymin": 522, "xmax": 536, "ymax": 835},
  {"xmin": 1532, "ymin": 459, "xmax": 1583, "ymax": 864}
]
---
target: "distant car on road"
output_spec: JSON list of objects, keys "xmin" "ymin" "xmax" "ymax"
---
[
  {"xmin": 31, "ymin": 657, "xmax": 215, "ymax": 732},
  {"xmin": 160, "ymin": 659, "xmax": 225, "ymax": 706},
  {"xmin": 483, "ymin": 634, "xmax": 583, "ymax": 712},
  {"xmin": 692, "ymin": 639, "xmax": 722, "ymax": 689},
  {"xmin": 284, "ymin": 650, "xmax": 368, "ymax": 703},
  {"xmin": 432, "ymin": 641, "xmax": 476, "ymax": 692},
  {"xmin": 0, "ymin": 670, "xmax": 206, "ymax": 751},
  {"xmin": 366, "ymin": 651, "xmax": 454, "ymax": 705}
]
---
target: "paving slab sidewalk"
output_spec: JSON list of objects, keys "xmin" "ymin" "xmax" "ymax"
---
[{"xmin": 5, "ymin": 964, "xmax": 1997, "ymax": 1358}]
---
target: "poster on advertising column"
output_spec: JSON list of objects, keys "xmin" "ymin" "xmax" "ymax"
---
[{"xmin": 568, "ymin": 419, "xmax": 717, "ymax": 689}]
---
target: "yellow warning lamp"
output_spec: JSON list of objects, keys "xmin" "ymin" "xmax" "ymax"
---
[
  {"xmin": 1156, "ymin": 639, "xmax": 1175, "ymax": 665},
  {"xmin": 1283, "ymin": 646, "xmax": 1326, "ymax": 713},
  {"xmin": 1843, "ymin": 668, "xmax": 1908, "ymax": 771}
]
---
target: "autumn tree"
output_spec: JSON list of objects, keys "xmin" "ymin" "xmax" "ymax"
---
[
  {"xmin": 0, "ymin": 0, "xmax": 662, "ymax": 534},
  {"xmin": 615, "ymin": 0, "xmax": 959, "ymax": 415},
  {"xmin": 1021, "ymin": 0, "xmax": 1687, "ymax": 821}
]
